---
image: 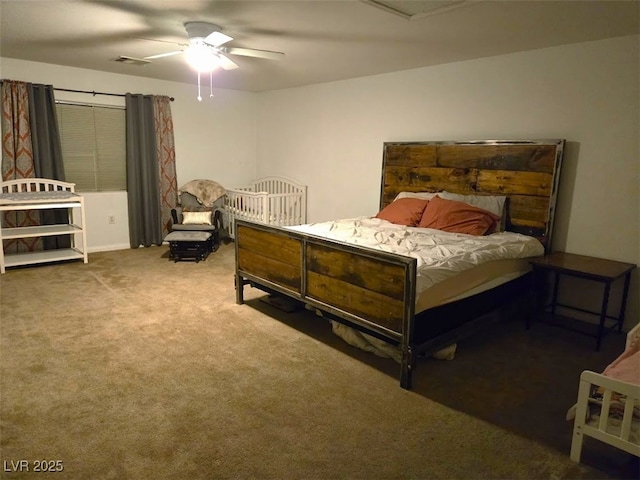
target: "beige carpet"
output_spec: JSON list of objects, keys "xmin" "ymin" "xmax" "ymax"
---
[{"xmin": 0, "ymin": 244, "xmax": 637, "ymax": 480}]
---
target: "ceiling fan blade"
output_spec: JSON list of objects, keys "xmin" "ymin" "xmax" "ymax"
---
[
  {"xmin": 135, "ymin": 36, "xmax": 189, "ymax": 48},
  {"xmin": 222, "ymin": 47, "xmax": 285, "ymax": 60},
  {"xmin": 204, "ymin": 31, "xmax": 233, "ymax": 47},
  {"xmin": 144, "ymin": 50, "xmax": 183, "ymax": 60},
  {"xmin": 218, "ymin": 54, "xmax": 239, "ymax": 71}
]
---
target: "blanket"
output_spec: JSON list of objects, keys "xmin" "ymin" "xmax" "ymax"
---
[{"xmin": 179, "ymin": 179, "xmax": 226, "ymax": 208}]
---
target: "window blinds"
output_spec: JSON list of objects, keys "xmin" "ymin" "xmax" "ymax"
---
[{"xmin": 56, "ymin": 103, "xmax": 126, "ymax": 191}]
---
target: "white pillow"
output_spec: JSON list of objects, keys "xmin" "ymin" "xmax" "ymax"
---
[
  {"xmin": 182, "ymin": 211, "xmax": 212, "ymax": 225},
  {"xmin": 394, "ymin": 191, "xmax": 439, "ymax": 202},
  {"xmin": 437, "ymin": 191, "xmax": 507, "ymax": 230}
]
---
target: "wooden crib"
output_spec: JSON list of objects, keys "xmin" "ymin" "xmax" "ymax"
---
[{"xmin": 224, "ymin": 176, "xmax": 307, "ymax": 239}]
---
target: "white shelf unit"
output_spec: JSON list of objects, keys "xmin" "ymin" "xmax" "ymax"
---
[{"xmin": 0, "ymin": 179, "xmax": 88, "ymax": 274}]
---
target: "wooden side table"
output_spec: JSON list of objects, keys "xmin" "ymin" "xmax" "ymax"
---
[{"xmin": 529, "ymin": 252, "xmax": 636, "ymax": 350}]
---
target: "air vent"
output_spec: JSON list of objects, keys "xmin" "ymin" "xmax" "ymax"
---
[
  {"xmin": 361, "ymin": 0, "xmax": 479, "ymax": 20},
  {"xmin": 113, "ymin": 56, "xmax": 151, "ymax": 66}
]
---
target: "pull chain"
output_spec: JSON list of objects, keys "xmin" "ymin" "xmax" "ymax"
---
[{"xmin": 197, "ymin": 71, "xmax": 202, "ymax": 102}]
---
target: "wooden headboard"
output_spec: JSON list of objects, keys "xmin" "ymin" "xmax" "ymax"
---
[{"xmin": 380, "ymin": 139, "xmax": 564, "ymax": 251}]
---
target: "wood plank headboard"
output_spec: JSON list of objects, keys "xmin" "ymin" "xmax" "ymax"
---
[{"xmin": 380, "ymin": 139, "xmax": 565, "ymax": 251}]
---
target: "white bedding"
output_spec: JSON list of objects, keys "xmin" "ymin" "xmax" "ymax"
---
[{"xmin": 289, "ymin": 217, "xmax": 545, "ymax": 300}]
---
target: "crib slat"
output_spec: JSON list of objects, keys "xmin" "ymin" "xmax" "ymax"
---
[
  {"xmin": 620, "ymin": 395, "xmax": 634, "ymax": 441},
  {"xmin": 599, "ymin": 390, "xmax": 612, "ymax": 431}
]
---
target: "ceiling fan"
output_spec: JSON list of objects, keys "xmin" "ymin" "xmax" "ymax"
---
[
  {"xmin": 144, "ymin": 21, "xmax": 284, "ymax": 70},
  {"xmin": 141, "ymin": 21, "xmax": 285, "ymax": 100}
]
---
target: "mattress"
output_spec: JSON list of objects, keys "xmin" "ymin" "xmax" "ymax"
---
[
  {"xmin": 0, "ymin": 190, "xmax": 79, "ymax": 205},
  {"xmin": 415, "ymin": 258, "xmax": 532, "ymax": 312}
]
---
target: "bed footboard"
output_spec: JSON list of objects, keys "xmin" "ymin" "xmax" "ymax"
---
[{"xmin": 234, "ymin": 220, "xmax": 418, "ymax": 388}]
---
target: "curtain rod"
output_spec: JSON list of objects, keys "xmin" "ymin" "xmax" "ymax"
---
[{"xmin": 54, "ymin": 87, "xmax": 174, "ymax": 101}]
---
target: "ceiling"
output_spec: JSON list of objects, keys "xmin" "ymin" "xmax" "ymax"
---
[{"xmin": 1, "ymin": 0, "xmax": 638, "ymax": 92}]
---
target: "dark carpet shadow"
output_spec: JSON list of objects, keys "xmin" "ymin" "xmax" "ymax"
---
[
  {"xmin": 409, "ymin": 318, "xmax": 638, "ymax": 479},
  {"xmin": 243, "ymin": 295, "xmax": 400, "ymax": 376},
  {"xmin": 243, "ymin": 294, "xmax": 638, "ymax": 479}
]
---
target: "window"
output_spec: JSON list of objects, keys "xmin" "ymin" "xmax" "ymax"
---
[{"xmin": 56, "ymin": 103, "xmax": 126, "ymax": 192}]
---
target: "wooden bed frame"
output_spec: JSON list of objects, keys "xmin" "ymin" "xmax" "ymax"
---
[{"xmin": 235, "ymin": 140, "xmax": 565, "ymax": 389}]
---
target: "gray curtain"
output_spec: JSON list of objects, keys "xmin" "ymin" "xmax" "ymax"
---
[
  {"xmin": 27, "ymin": 83, "xmax": 70, "ymax": 249},
  {"xmin": 125, "ymin": 93, "xmax": 162, "ymax": 248},
  {"xmin": 28, "ymin": 84, "xmax": 64, "ymax": 180}
]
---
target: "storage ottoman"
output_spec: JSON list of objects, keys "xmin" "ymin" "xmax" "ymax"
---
[{"xmin": 165, "ymin": 231, "xmax": 213, "ymax": 262}]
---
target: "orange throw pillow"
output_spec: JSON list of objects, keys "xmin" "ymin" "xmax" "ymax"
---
[
  {"xmin": 375, "ymin": 198, "xmax": 429, "ymax": 226},
  {"xmin": 418, "ymin": 195, "xmax": 499, "ymax": 235}
]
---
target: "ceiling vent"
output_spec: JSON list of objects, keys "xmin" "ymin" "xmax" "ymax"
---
[
  {"xmin": 361, "ymin": 0, "xmax": 480, "ymax": 20},
  {"xmin": 113, "ymin": 56, "xmax": 151, "ymax": 66}
]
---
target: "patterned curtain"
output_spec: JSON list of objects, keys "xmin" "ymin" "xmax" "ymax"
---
[
  {"xmin": 153, "ymin": 96, "xmax": 178, "ymax": 237},
  {"xmin": 1, "ymin": 80, "xmax": 42, "ymax": 253}
]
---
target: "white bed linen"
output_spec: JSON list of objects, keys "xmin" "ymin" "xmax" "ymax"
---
[{"xmin": 289, "ymin": 217, "xmax": 545, "ymax": 301}]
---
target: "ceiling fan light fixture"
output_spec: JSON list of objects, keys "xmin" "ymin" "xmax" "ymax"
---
[{"xmin": 185, "ymin": 39, "xmax": 220, "ymax": 72}]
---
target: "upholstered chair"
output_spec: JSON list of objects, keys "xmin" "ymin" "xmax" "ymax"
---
[{"xmin": 170, "ymin": 180, "xmax": 226, "ymax": 251}]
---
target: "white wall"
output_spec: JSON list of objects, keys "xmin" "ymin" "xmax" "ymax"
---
[
  {"xmin": 257, "ymin": 35, "xmax": 640, "ymax": 328},
  {"xmin": 0, "ymin": 58, "xmax": 258, "ymax": 251}
]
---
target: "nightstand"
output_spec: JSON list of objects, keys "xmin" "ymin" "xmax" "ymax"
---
[{"xmin": 529, "ymin": 252, "xmax": 635, "ymax": 350}]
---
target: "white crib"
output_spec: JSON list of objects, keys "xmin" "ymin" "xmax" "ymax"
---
[
  {"xmin": 569, "ymin": 322, "xmax": 640, "ymax": 463},
  {"xmin": 224, "ymin": 176, "xmax": 307, "ymax": 239}
]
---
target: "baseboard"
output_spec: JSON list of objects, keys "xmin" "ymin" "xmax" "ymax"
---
[{"xmin": 87, "ymin": 243, "xmax": 131, "ymax": 253}]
